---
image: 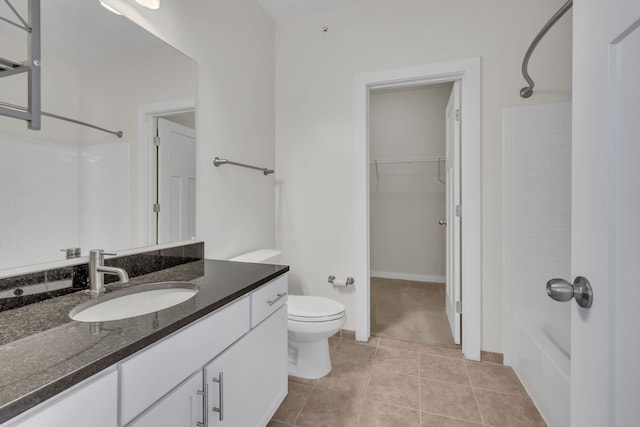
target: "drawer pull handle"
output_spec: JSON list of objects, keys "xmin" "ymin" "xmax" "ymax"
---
[
  {"xmin": 212, "ymin": 371, "xmax": 224, "ymax": 421},
  {"xmin": 196, "ymin": 383, "xmax": 208, "ymax": 427},
  {"xmin": 267, "ymin": 292, "xmax": 287, "ymax": 306}
]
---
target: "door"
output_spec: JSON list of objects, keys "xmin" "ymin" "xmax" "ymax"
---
[
  {"xmin": 445, "ymin": 80, "xmax": 461, "ymax": 344},
  {"xmin": 571, "ymin": 1, "xmax": 640, "ymax": 425},
  {"xmin": 156, "ymin": 118, "xmax": 196, "ymax": 244},
  {"xmin": 205, "ymin": 306, "xmax": 287, "ymax": 426},
  {"xmin": 130, "ymin": 371, "xmax": 204, "ymax": 427}
]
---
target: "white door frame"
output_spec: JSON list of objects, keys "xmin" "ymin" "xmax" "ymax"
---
[
  {"xmin": 354, "ymin": 57, "xmax": 481, "ymax": 360},
  {"xmin": 136, "ymin": 99, "xmax": 196, "ymax": 247}
]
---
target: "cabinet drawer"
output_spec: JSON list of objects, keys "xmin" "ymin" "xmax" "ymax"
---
[
  {"xmin": 251, "ymin": 274, "xmax": 288, "ymax": 327},
  {"xmin": 3, "ymin": 369, "xmax": 118, "ymax": 427},
  {"xmin": 119, "ymin": 296, "xmax": 250, "ymax": 425}
]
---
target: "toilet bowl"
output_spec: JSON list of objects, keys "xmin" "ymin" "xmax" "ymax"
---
[
  {"xmin": 287, "ymin": 295, "xmax": 346, "ymax": 379},
  {"xmin": 230, "ymin": 249, "xmax": 346, "ymax": 379}
]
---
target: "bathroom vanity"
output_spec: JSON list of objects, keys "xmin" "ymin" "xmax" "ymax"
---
[{"xmin": 0, "ymin": 258, "xmax": 289, "ymax": 426}]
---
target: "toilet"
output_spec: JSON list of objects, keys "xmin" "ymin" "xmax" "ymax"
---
[{"xmin": 230, "ymin": 249, "xmax": 346, "ymax": 379}]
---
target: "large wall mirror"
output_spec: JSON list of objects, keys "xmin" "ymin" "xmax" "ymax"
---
[{"xmin": 0, "ymin": 0, "xmax": 197, "ymax": 273}]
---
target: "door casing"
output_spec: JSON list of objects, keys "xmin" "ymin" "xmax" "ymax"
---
[
  {"xmin": 353, "ymin": 57, "xmax": 481, "ymax": 360},
  {"xmin": 136, "ymin": 99, "xmax": 196, "ymax": 247}
]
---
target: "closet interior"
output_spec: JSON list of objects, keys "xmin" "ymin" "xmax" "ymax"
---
[{"xmin": 369, "ymin": 82, "xmax": 456, "ymax": 347}]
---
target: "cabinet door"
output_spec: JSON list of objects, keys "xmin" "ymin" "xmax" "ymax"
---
[
  {"xmin": 6, "ymin": 370, "xmax": 117, "ymax": 427},
  {"xmin": 120, "ymin": 296, "xmax": 250, "ymax": 424},
  {"xmin": 205, "ymin": 305, "xmax": 287, "ymax": 427},
  {"xmin": 129, "ymin": 371, "xmax": 205, "ymax": 427}
]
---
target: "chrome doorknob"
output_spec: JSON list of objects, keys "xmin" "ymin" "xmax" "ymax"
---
[
  {"xmin": 439, "ymin": 220, "xmax": 447, "ymax": 226},
  {"xmin": 546, "ymin": 276, "xmax": 593, "ymax": 308}
]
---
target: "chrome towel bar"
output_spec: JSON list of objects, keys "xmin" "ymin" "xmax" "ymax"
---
[{"xmin": 213, "ymin": 157, "xmax": 275, "ymax": 175}]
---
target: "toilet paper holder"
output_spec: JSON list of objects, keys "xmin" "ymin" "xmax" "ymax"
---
[{"xmin": 328, "ymin": 275, "xmax": 355, "ymax": 287}]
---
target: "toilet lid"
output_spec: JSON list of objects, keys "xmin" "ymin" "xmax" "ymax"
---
[{"xmin": 288, "ymin": 295, "xmax": 345, "ymax": 322}]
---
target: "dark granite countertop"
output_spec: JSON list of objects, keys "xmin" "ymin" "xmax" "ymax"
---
[{"xmin": 0, "ymin": 259, "xmax": 288, "ymax": 424}]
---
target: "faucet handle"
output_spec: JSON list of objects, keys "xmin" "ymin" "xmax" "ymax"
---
[
  {"xmin": 89, "ymin": 249, "xmax": 117, "ymax": 256},
  {"xmin": 60, "ymin": 248, "xmax": 81, "ymax": 259}
]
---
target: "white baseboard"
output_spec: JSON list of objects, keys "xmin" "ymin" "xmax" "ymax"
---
[{"xmin": 370, "ymin": 271, "xmax": 446, "ymax": 284}]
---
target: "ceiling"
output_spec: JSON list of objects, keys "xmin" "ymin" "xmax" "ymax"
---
[
  {"xmin": 0, "ymin": 0, "xmax": 165, "ymax": 64},
  {"xmin": 257, "ymin": 0, "xmax": 375, "ymax": 21}
]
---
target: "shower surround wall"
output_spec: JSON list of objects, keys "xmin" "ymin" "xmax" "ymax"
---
[
  {"xmin": 369, "ymin": 84, "xmax": 451, "ymax": 283},
  {"xmin": 0, "ymin": 136, "xmax": 80, "ymax": 269},
  {"xmin": 503, "ymin": 102, "xmax": 571, "ymax": 427},
  {"xmin": 0, "ymin": 135, "xmax": 129, "ymax": 269}
]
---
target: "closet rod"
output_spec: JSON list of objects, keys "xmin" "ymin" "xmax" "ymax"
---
[
  {"xmin": 0, "ymin": 101, "xmax": 123, "ymax": 137},
  {"xmin": 370, "ymin": 156, "xmax": 444, "ymax": 165}
]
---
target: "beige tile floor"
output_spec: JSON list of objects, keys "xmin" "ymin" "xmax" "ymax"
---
[
  {"xmin": 269, "ymin": 334, "xmax": 546, "ymax": 427},
  {"xmin": 370, "ymin": 278, "xmax": 455, "ymax": 346}
]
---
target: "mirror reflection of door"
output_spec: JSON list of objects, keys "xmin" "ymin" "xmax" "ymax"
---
[{"xmin": 155, "ymin": 116, "xmax": 196, "ymax": 245}]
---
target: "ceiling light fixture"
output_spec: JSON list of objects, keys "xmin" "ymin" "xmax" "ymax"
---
[
  {"xmin": 136, "ymin": 0, "xmax": 160, "ymax": 9},
  {"xmin": 99, "ymin": 0, "xmax": 122, "ymax": 15}
]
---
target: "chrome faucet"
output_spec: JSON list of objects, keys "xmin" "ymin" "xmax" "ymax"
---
[{"xmin": 88, "ymin": 249, "xmax": 129, "ymax": 296}]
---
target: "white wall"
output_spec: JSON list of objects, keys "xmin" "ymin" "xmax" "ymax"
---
[
  {"xmin": 105, "ymin": 0, "xmax": 276, "ymax": 260},
  {"xmin": 502, "ymin": 102, "xmax": 572, "ymax": 362},
  {"xmin": 369, "ymin": 84, "xmax": 449, "ymax": 281},
  {"xmin": 275, "ymin": 0, "xmax": 572, "ymax": 350}
]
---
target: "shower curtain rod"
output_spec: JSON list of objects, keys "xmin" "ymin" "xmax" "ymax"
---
[
  {"xmin": 520, "ymin": 0, "xmax": 573, "ymax": 98},
  {"xmin": 0, "ymin": 101, "xmax": 123, "ymax": 137}
]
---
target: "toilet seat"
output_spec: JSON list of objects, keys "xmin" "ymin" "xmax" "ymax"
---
[{"xmin": 288, "ymin": 295, "xmax": 345, "ymax": 322}]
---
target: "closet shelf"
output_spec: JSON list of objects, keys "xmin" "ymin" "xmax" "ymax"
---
[
  {"xmin": 370, "ymin": 156, "xmax": 446, "ymax": 184},
  {"xmin": 0, "ymin": 56, "xmax": 28, "ymax": 78},
  {"xmin": 0, "ymin": 0, "xmax": 40, "ymax": 130}
]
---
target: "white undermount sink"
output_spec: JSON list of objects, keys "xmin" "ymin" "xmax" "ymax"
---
[{"xmin": 69, "ymin": 282, "xmax": 199, "ymax": 322}]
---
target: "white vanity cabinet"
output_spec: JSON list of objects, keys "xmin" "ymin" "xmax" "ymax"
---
[
  {"xmin": 3, "ymin": 369, "xmax": 118, "ymax": 427},
  {"xmin": 123, "ymin": 274, "xmax": 288, "ymax": 426},
  {"xmin": 205, "ymin": 305, "xmax": 287, "ymax": 426},
  {"xmin": 2, "ymin": 273, "xmax": 288, "ymax": 427}
]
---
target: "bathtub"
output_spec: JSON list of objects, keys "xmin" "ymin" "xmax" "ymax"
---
[{"xmin": 511, "ymin": 310, "xmax": 570, "ymax": 427}]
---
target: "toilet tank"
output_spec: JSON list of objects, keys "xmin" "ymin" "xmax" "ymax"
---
[{"xmin": 229, "ymin": 249, "xmax": 282, "ymax": 264}]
